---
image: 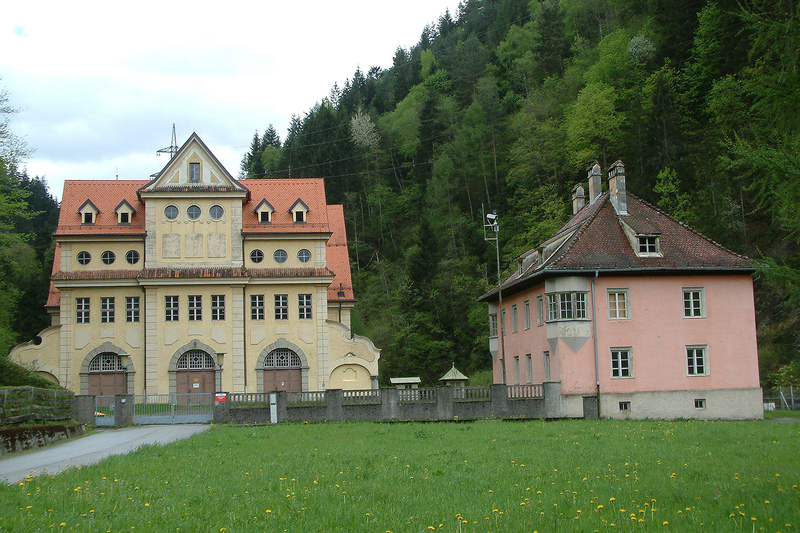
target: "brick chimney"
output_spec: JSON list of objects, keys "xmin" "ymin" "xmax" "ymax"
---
[
  {"xmin": 608, "ymin": 160, "xmax": 627, "ymax": 215},
  {"xmin": 588, "ymin": 162, "xmax": 602, "ymax": 204},
  {"xmin": 572, "ymin": 184, "xmax": 586, "ymax": 214}
]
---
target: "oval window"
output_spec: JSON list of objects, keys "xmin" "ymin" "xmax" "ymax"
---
[
  {"xmin": 77, "ymin": 251, "xmax": 91, "ymax": 265},
  {"xmin": 250, "ymin": 249, "xmax": 264, "ymax": 263},
  {"xmin": 210, "ymin": 204, "xmax": 224, "ymax": 220},
  {"xmin": 102, "ymin": 251, "xmax": 116, "ymax": 265},
  {"xmin": 273, "ymin": 249, "xmax": 287, "ymax": 264},
  {"xmin": 187, "ymin": 205, "xmax": 201, "ymax": 220},
  {"xmin": 298, "ymin": 249, "xmax": 311, "ymax": 263},
  {"xmin": 126, "ymin": 250, "xmax": 140, "ymax": 265},
  {"xmin": 165, "ymin": 205, "xmax": 179, "ymax": 220}
]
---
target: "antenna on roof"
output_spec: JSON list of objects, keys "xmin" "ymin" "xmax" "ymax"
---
[{"xmin": 157, "ymin": 124, "xmax": 178, "ymax": 160}]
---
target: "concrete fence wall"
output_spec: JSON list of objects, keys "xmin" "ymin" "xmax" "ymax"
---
[{"xmin": 214, "ymin": 384, "xmax": 557, "ymax": 424}]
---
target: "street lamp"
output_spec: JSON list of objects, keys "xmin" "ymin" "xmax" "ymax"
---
[{"xmin": 483, "ymin": 208, "xmax": 506, "ymax": 385}]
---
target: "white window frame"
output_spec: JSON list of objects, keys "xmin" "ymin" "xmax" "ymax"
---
[
  {"xmin": 683, "ymin": 288, "xmax": 705, "ymax": 318},
  {"xmin": 546, "ymin": 292, "xmax": 589, "ymax": 321},
  {"xmin": 251, "ymin": 294, "xmax": 265, "ymax": 321},
  {"xmin": 536, "ymin": 296, "xmax": 544, "ymax": 326},
  {"xmin": 500, "ymin": 308, "xmax": 506, "ymax": 335},
  {"xmin": 610, "ymin": 347, "xmax": 633, "ymax": 378},
  {"xmin": 607, "ymin": 289, "xmax": 630, "ymax": 319},
  {"xmin": 126, "ymin": 296, "xmax": 139, "ymax": 323},
  {"xmin": 188, "ymin": 295, "xmax": 202, "ymax": 321},
  {"xmin": 189, "ymin": 162, "xmax": 201, "ymax": 182},
  {"xmin": 686, "ymin": 345, "xmax": 708, "ymax": 376},
  {"xmin": 165, "ymin": 295, "xmax": 179, "ymax": 322},
  {"xmin": 76, "ymin": 297, "xmax": 90, "ymax": 324},
  {"xmin": 525, "ymin": 354, "xmax": 532, "ymax": 384},
  {"xmin": 211, "ymin": 295, "xmax": 225, "ymax": 321},
  {"xmin": 543, "ymin": 351, "xmax": 551, "ymax": 381},
  {"xmin": 100, "ymin": 297, "xmax": 115, "ymax": 324},
  {"xmin": 274, "ymin": 294, "xmax": 288, "ymax": 320},
  {"xmin": 489, "ymin": 314, "xmax": 498, "ymax": 338},
  {"xmin": 298, "ymin": 294, "xmax": 312, "ymax": 319},
  {"xmin": 513, "ymin": 356, "xmax": 520, "ymax": 385},
  {"xmin": 637, "ymin": 235, "xmax": 661, "ymax": 256}
]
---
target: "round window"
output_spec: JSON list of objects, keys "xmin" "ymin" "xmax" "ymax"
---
[
  {"xmin": 77, "ymin": 251, "xmax": 91, "ymax": 265},
  {"xmin": 250, "ymin": 249, "xmax": 264, "ymax": 263},
  {"xmin": 273, "ymin": 249, "xmax": 288, "ymax": 264},
  {"xmin": 165, "ymin": 205, "xmax": 179, "ymax": 220},
  {"xmin": 210, "ymin": 204, "xmax": 224, "ymax": 220},
  {"xmin": 126, "ymin": 250, "xmax": 140, "ymax": 265},
  {"xmin": 187, "ymin": 205, "xmax": 201, "ymax": 220},
  {"xmin": 298, "ymin": 249, "xmax": 311, "ymax": 263},
  {"xmin": 101, "ymin": 251, "xmax": 116, "ymax": 265}
]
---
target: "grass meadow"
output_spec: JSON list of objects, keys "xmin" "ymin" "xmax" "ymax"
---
[{"xmin": 1, "ymin": 419, "xmax": 799, "ymax": 532}]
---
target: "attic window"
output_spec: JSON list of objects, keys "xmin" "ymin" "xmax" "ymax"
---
[
  {"xmin": 637, "ymin": 235, "xmax": 661, "ymax": 256},
  {"xmin": 290, "ymin": 199, "xmax": 309, "ymax": 224},
  {"xmin": 119, "ymin": 212, "xmax": 130, "ymax": 224},
  {"xmin": 295, "ymin": 210, "xmax": 305, "ymax": 223},
  {"xmin": 259, "ymin": 211, "xmax": 271, "ymax": 224},
  {"xmin": 189, "ymin": 162, "xmax": 200, "ymax": 183},
  {"xmin": 83, "ymin": 212, "xmax": 94, "ymax": 224}
]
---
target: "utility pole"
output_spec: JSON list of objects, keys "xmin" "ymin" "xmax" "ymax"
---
[{"xmin": 483, "ymin": 206, "xmax": 506, "ymax": 385}]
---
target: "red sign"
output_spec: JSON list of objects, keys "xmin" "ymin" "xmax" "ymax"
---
[{"xmin": 215, "ymin": 393, "xmax": 227, "ymax": 402}]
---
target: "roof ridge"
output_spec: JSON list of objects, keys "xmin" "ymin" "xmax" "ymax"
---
[{"xmin": 545, "ymin": 193, "xmax": 610, "ymax": 269}]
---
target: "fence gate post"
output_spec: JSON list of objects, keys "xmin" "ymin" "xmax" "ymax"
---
[{"xmin": 2, "ymin": 389, "xmax": 6, "ymax": 423}]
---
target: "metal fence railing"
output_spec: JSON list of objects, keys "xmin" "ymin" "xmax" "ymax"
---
[
  {"xmin": 1, "ymin": 387, "xmax": 73, "ymax": 425},
  {"xmin": 763, "ymin": 387, "xmax": 799, "ymax": 410}
]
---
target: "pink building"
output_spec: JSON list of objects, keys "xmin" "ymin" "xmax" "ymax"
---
[{"xmin": 478, "ymin": 161, "xmax": 762, "ymax": 419}]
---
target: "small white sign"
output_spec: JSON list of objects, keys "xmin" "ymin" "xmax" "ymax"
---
[{"xmin": 193, "ymin": 382, "xmax": 200, "ymax": 389}]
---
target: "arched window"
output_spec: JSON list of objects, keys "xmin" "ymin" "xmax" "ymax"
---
[
  {"xmin": 264, "ymin": 348, "xmax": 301, "ymax": 368},
  {"xmin": 177, "ymin": 350, "xmax": 215, "ymax": 370},
  {"xmin": 89, "ymin": 353, "xmax": 123, "ymax": 372}
]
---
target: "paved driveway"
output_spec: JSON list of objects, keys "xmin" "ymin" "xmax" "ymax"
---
[{"xmin": 0, "ymin": 424, "xmax": 207, "ymax": 485}]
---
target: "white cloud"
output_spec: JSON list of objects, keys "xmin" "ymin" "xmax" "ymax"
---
[{"xmin": 2, "ymin": 1, "xmax": 459, "ymax": 200}]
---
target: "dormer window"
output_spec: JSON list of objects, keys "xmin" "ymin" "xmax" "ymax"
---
[
  {"xmin": 254, "ymin": 199, "xmax": 274, "ymax": 224},
  {"xmin": 290, "ymin": 199, "xmax": 309, "ymax": 224},
  {"xmin": 637, "ymin": 235, "xmax": 661, "ymax": 256},
  {"xmin": 78, "ymin": 200, "xmax": 99, "ymax": 225},
  {"xmin": 115, "ymin": 200, "xmax": 135, "ymax": 225}
]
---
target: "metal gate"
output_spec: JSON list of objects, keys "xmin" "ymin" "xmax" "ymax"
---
[
  {"xmin": 95, "ymin": 395, "xmax": 116, "ymax": 426},
  {"xmin": 133, "ymin": 393, "xmax": 213, "ymax": 425}
]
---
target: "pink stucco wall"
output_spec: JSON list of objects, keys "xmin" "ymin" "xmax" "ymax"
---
[{"xmin": 493, "ymin": 274, "xmax": 760, "ymax": 396}]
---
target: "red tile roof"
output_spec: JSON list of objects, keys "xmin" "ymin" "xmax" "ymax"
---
[
  {"xmin": 55, "ymin": 180, "xmax": 149, "ymax": 236},
  {"xmin": 480, "ymin": 192, "xmax": 754, "ymax": 302},
  {"xmin": 326, "ymin": 205, "xmax": 355, "ymax": 302},
  {"xmin": 241, "ymin": 179, "xmax": 330, "ymax": 235}
]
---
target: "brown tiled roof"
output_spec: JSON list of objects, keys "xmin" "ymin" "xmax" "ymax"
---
[
  {"xmin": 326, "ymin": 205, "xmax": 355, "ymax": 302},
  {"xmin": 241, "ymin": 179, "xmax": 330, "ymax": 234},
  {"xmin": 55, "ymin": 180, "xmax": 149, "ymax": 236},
  {"xmin": 53, "ymin": 270, "xmax": 141, "ymax": 281},
  {"xmin": 53, "ymin": 267, "xmax": 335, "ymax": 282},
  {"xmin": 480, "ymin": 192, "xmax": 754, "ymax": 302}
]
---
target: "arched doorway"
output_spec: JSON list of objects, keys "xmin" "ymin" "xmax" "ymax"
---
[
  {"xmin": 176, "ymin": 350, "xmax": 216, "ymax": 395},
  {"xmin": 87, "ymin": 353, "xmax": 127, "ymax": 396},
  {"xmin": 263, "ymin": 348, "xmax": 302, "ymax": 392}
]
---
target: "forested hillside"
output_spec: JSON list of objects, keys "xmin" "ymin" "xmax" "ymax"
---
[
  {"xmin": 0, "ymin": 83, "xmax": 60, "ymax": 358},
  {"xmin": 240, "ymin": 0, "xmax": 800, "ymax": 387}
]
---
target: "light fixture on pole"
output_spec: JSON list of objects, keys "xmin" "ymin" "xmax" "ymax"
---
[{"xmin": 483, "ymin": 207, "xmax": 506, "ymax": 385}]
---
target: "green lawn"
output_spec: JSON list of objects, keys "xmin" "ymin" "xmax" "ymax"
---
[{"xmin": 1, "ymin": 419, "xmax": 799, "ymax": 532}]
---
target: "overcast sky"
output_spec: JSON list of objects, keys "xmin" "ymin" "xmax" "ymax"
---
[{"xmin": 2, "ymin": 1, "xmax": 459, "ymax": 200}]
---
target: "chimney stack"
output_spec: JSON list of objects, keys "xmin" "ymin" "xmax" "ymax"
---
[
  {"xmin": 588, "ymin": 162, "xmax": 601, "ymax": 204},
  {"xmin": 572, "ymin": 184, "xmax": 586, "ymax": 214},
  {"xmin": 608, "ymin": 160, "xmax": 627, "ymax": 215}
]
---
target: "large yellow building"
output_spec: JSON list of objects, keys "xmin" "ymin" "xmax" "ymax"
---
[{"xmin": 11, "ymin": 133, "xmax": 380, "ymax": 396}]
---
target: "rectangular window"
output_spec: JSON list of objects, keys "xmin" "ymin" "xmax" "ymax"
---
[
  {"xmin": 619, "ymin": 401, "xmax": 631, "ymax": 412},
  {"xmin": 513, "ymin": 356, "xmax": 520, "ymax": 385},
  {"xmin": 525, "ymin": 354, "xmax": 532, "ymax": 383},
  {"xmin": 638, "ymin": 235, "xmax": 659, "ymax": 254},
  {"xmin": 547, "ymin": 292, "xmax": 589, "ymax": 321},
  {"xmin": 298, "ymin": 294, "xmax": 312, "ymax": 319},
  {"xmin": 274, "ymin": 294, "xmax": 288, "ymax": 320},
  {"xmin": 687, "ymin": 345, "xmax": 708, "ymax": 375},
  {"xmin": 189, "ymin": 162, "xmax": 200, "ymax": 182},
  {"xmin": 119, "ymin": 212, "xmax": 129, "ymax": 224},
  {"xmin": 188, "ymin": 295, "xmax": 202, "ymax": 321},
  {"xmin": 543, "ymin": 351, "xmax": 551, "ymax": 381},
  {"xmin": 211, "ymin": 295, "xmax": 225, "ymax": 321},
  {"xmin": 523, "ymin": 300, "xmax": 531, "ymax": 330},
  {"xmin": 489, "ymin": 314, "xmax": 498, "ymax": 337},
  {"xmin": 611, "ymin": 348, "xmax": 632, "ymax": 378},
  {"xmin": 608, "ymin": 290, "xmax": 629, "ymax": 319},
  {"xmin": 100, "ymin": 297, "xmax": 115, "ymax": 323},
  {"xmin": 500, "ymin": 308, "xmax": 506, "ymax": 335},
  {"xmin": 76, "ymin": 297, "xmax": 90, "ymax": 324},
  {"xmin": 251, "ymin": 295, "xmax": 265, "ymax": 320},
  {"xmin": 511, "ymin": 304, "xmax": 518, "ymax": 333},
  {"xmin": 694, "ymin": 398, "xmax": 706, "ymax": 409},
  {"xmin": 126, "ymin": 296, "xmax": 139, "ymax": 323},
  {"xmin": 165, "ymin": 295, "xmax": 179, "ymax": 321},
  {"xmin": 536, "ymin": 296, "xmax": 544, "ymax": 326},
  {"xmin": 683, "ymin": 288, "xmax": 705, "ymax": 318}
]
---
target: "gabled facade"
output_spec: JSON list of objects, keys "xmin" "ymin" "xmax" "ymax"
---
[
  {"xmin": 12, "ymin": 133, "xmax": 380, "ymax": 396},
  {"xmin": 479, "ymin": 161, "xmax": 762, "ymax": 420}
]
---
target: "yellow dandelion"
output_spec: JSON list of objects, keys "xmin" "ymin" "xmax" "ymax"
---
[{"xmin": 662, "ymin": 521, "xmax": 668, "ymax": 525}]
